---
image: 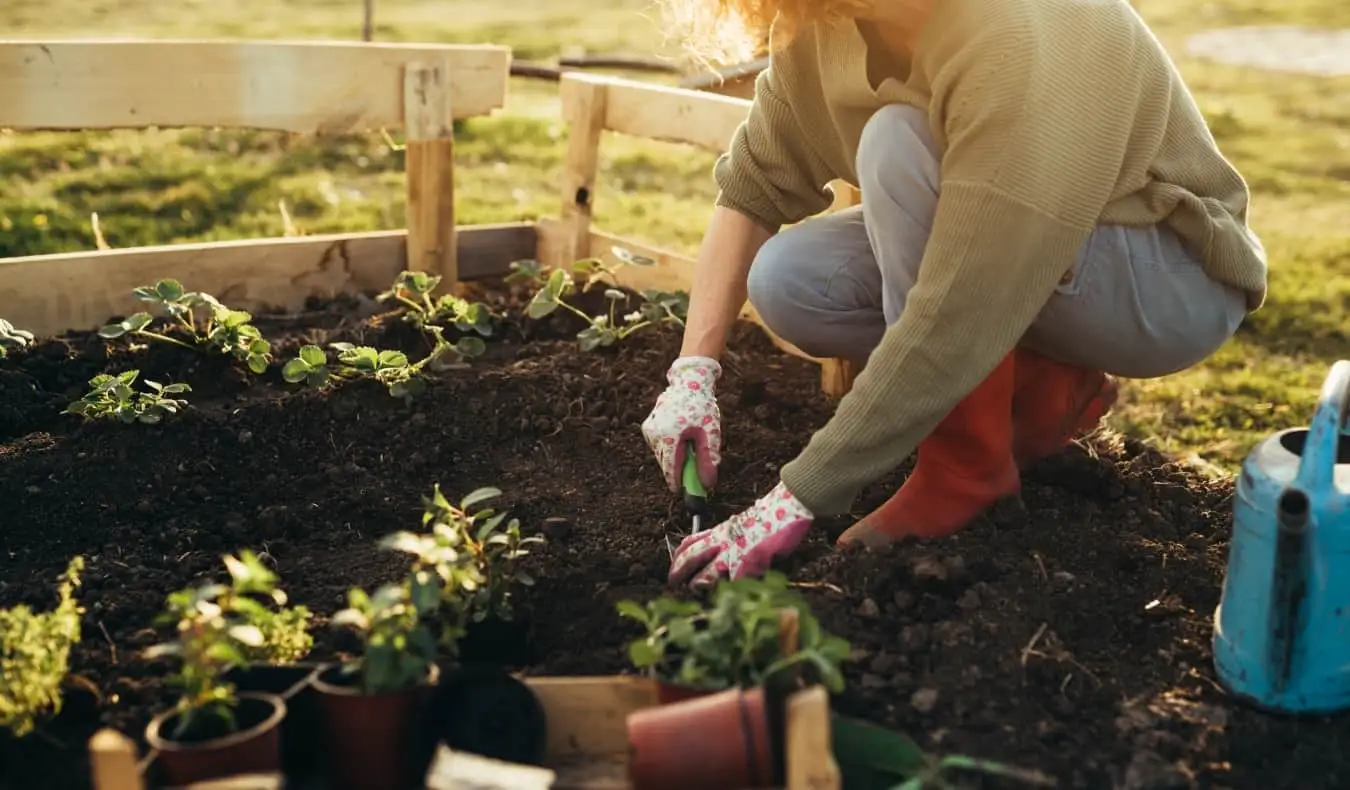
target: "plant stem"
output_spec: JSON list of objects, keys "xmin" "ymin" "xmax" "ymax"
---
[{"xmin": 135, "ymin": 330, "xmax": 197, "ymax": 351}]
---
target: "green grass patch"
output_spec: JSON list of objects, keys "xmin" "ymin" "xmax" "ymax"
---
[{"xmin": 3, "ymin": 0, "xmax": 1348, "ymax": 470}]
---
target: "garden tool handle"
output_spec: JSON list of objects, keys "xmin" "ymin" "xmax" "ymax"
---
[
  {"xmin": 681, "ymin": 441, "xmax": 708, "ymax": 515},
  {"xmin": 1295, "ymin": 359, "xmax": 1350, "ymax": 492}
]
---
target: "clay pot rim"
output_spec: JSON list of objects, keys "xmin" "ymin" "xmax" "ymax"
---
[
  {"xmin": 145, "ymin": 691, "xmax": 286, "ymax": 755},
  {"xmin": 311, "ymin": 661, "xmax": 440, "ymax": 699}
]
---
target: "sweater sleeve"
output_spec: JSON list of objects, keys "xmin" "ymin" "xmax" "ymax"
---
[
  {"xmin": 780, "ymin": 19, "xmax": 1145, "ymax": 516},
  {"xmin": 712, "ymin": 42, "xmax": 838, "ymax": 231}
]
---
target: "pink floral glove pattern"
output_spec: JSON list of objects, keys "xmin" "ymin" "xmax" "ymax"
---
[
  {"xmin": 641, "ymin": 356, "xmax": 722, "ymax": 492},
  {"xmin": 668, "ymin": 482, "xmax": 814, "ymax": 589}
]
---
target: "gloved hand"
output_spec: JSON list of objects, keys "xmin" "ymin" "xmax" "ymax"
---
[
  {"xmin": 668, "ymin": 481, "xmax": 814, "ymax": 589},
  {"xmin": 641, "ymin": 356, "xmax": 722, "ymax": 492}
]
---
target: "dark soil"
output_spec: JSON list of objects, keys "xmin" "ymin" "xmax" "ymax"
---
[{"xmin": 1, "ymin": 282, "xmax": 1347, "ymax": 790}]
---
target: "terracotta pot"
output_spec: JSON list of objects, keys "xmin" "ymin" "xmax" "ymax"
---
[
  {"xmin": 655, "ymin": 680, "xmax": 719, "ymax": 705},
  {"xmin": 224, "ymin": 661, "xmax": 324, "ymax": 781},
  {"xmin": 627, "ymin": 685, "xmax": 774, "ymax": 790},
  {"xmin": 145, "ymin": 692, "xmax": 286, "ymax": 787},
  {"xmin": 313, "ymin": 663, "xmax": 440, "ymax": 790}
]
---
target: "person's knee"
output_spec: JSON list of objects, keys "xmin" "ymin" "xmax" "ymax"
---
[{"xmin": 856, "ymin": 104, "xmax": 938, "ymax": 182}]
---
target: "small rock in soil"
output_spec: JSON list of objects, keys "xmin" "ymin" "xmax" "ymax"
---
[
  {"xmin": 857, "ymin": 597, "xmax": 880, "ymax": 618},
  {"xmin": 911, "ymin": 687, "xmax": 940, "ymax": 713}
]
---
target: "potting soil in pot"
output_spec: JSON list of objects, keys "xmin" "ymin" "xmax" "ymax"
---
[{"xmin": 2, "ymin": 283, "xmax": 1348, "ymax": 790}]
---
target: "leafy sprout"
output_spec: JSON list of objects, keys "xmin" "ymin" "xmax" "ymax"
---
[
  {"xmin": 616, "ymin": 571, "xmax": 851, "ymax": 693},
  {"xmin": 0, "ymin": 318, "xmax": 35, "ymax": 359},
  {"xmin": 330, "ymin": 583, "xmax": 438, "ymax": 695},
  {"xmin": 97, "ymin": 279, "xmax": 272, "ymax": 374},
  {"xmin": 281, "ymin": 326, "xmax": 483, "ymax": 403},
  {"xmin": 63, "ymin": 370, "xmax": 190, "ymax": 424},
  {"xmin": 0, "ymin": 557, "xmax": 85, "ymax": 739},
  {"xmin": 376, "ymin": 270, "xmax": 496, "ymax": 336},
  {"xmin": 144, "ymin": 551, "xmax": 299, "ymax": 738}
]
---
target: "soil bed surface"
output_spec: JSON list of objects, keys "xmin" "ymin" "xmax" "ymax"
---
[{"xmin": 1, "ymin": 283, "xmax": 1346, "ymax": 790}]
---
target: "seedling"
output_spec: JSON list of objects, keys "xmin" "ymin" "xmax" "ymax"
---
[
  {"xmin": 0, "ymin": 557, "xmax": 84, "ymax": 738},
  {"xmin": 382, "ymin": 485, "xmax": 542, "ymax": 631},
  {"xmin": 281, "ymin": 327, "xmax": 483, "ymax": 402},
  {"xmin": 616, "ymin": 571, "xmax": 851, "ymax": 693},
  {"xmin": 376, "ymin": 270, "xmax": 496, "ymax": 336},
  {"xmin": 245, "ymin": 602, "xmax": 314, "ymax": 666},
  {"xmin": 525, "ymin": 248, "xmax": 687, "ymax": 350},
  {"xmin": 63, "ymin": 370, "xmax": 190, "ymax": 424},
  {"xmin": 98, "ymin": 279, "xmax": 272, "ymax": 374},
  {"xmin": 0, "ymin": 318, "xmax": 35, "ymax": 359},
  {"xmin": 330, "ymin": 583, "xmax": 439, "ymax": 694},
  {"xmin": 144, "ymin": 550, "xmax": 297, "ymax": 738},
  {"xmin": 503, "ymin": 258, "xmax": 547, "ymax": 288}
]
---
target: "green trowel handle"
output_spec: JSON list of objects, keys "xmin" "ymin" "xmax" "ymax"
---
[{"xmin": 681, "ymin": 441, "xmax": 708, "ymax": 513}]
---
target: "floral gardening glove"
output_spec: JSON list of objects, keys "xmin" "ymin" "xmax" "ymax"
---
[
  {"xmin": 641, "ymin": 356, "xmax": 722, "ymax": 492},
  {"xmin": 668, "ymin": 481, "xmax": 814, "ymax": 589}
]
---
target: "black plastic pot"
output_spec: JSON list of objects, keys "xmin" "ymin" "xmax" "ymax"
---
[
  {"xmin": 458, "ymin": 616, "xmax": 535, "ymax": 667},
  {"xmin": 313, "ymin": 663, "xmax": 440, "ymax": 790},
  {"xmin": 419, "ymin": 664, "xmax": 548, "ymax": 768},
  {"xmin": 145, "ymin": 692, "xmax": 286, "ymax": 787},
  {"xmin": 223, "ymin": 661, "xmax": 324, "ymax": 781}
]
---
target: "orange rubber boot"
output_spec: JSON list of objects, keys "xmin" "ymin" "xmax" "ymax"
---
[
  {"xmin": 836, "ymin": 354, "xmax": 1021, "ymax": 548},
  {"xmin": 1011, "ymin": 347, "xmax": 1118, "ymax": 469}
]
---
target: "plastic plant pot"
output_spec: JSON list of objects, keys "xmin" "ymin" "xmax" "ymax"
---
[
  {"xmin": 655, "ymin": 680, "xmax": 721, "ymax": 705},
  {"xmin": 420, "ymin": 664, "xmax": 548, "ymax": 767},
  {"xmin": 312, "ymin": 663, "xmax": 440, "ymax": 790},
  {"xmin": 627, "ymin": 685, "xmax": 774, "ymax": 790},
  {"xmin": 144, "ymin": 692, "xmax": 286, "ymax": 787},
  {"xmin": 224, "ymin": 661, "xmax": 325, "ymax": 781}
]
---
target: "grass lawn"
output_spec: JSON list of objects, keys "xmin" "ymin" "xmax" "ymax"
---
[{"xmin": 3, "ymin": 0, "xmax": 1348, "ymax": 471}]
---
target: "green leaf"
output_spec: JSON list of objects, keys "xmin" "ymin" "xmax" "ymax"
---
[
  {"xmin": 281, "ymin": 358, "xmax": 312, "ymax": 383},
  {"xmin": 527, "ymin": 291, "xmax": 559, "ymax": 319},
  {"xmin": 229, "ymin": 624, "xmax": 266, "ymax": 647},
  {"xmin": 299, "ymin": 345, "xmax": 327, "ymax": 366},
  {"xmin": 456, "ymin": 336, "xmax": 487, "ymax": 358},
  {"xmin": 627, "ymin": 638, "xmax": 663, "ymax": 668},
  {"xmin": 155, "ymin": 279, "xmax": 185, "ymax": 301},
  {"xmin": 615, "ymin": 600, "xmax": 650, "ymax": 624},
  {"xmin": 461, "ymin": 487, "xmax": 502, "ymax": 511},
  {"xmin": 544, "ymin": 268, "xmax": 569, "ymax": 299},
  {"xmin": 603, "ymin": 288, "xmax": 626, "ymax": 301},
  {"xmin": 247, "ymin": 354, "xmax": 268, "ymax": 375},
  {"xmin": 378, "ymin": 350, "xmax": 409, "ymax": 368},
  {"xmin": 611, "ymin": 246, "xmax": 656, "ymax": 266}
]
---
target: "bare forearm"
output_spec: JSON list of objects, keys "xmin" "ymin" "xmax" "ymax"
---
[{"xmin": 679, "ymin": 206, "xmax": 775, "ymax": 360}]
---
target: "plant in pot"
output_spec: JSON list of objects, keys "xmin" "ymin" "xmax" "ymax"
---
[
  {"xmin": 379, "ymin": 484, "xmax": 549, "ymax": 767},
  {"xmin": 143, "ymin": 551, "xmax": 294, "ymax": 786},
  {"xmin": 617, "ymin": 572, "xmax": 852, "ymax": 790},
  {"xmin": 313, "ymin": 580, "xmax": 443, "ymax": 790},
  {"xmin": 384, "ymin": 484, "xmax": 543, "ymax": 666},
  {"xmin": 0, "ymin": 557, "xmax": 85, "ymax": 740}
]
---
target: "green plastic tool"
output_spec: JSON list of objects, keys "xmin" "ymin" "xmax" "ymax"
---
[{"xmin": 666, "ymin": 440, "xmax": 709, "ymax": 559}]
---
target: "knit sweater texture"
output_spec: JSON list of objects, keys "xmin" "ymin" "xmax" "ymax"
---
[{"xmin": 714, "ymin": 0, "xmax": 1269, "ymax": 516}]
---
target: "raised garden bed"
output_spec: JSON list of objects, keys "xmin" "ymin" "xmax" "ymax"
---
[{"xmin": 2, "ymin": 36, "xmax": 1348, "ymax": 790}]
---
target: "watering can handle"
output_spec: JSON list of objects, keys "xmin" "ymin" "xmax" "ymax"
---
[{"xmin": 1295, "ymin": 359, "xmax": 1350, "ymax": 491}]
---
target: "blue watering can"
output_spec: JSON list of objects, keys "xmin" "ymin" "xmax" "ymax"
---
[{"xmin": 1214, "ymin": 360, "xmax": 1350, "ymax": 714}]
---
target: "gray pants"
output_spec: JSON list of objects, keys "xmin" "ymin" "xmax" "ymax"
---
[{"xmin": 747, "ymin": 105, "xmax": 1248, "ymax": 379}]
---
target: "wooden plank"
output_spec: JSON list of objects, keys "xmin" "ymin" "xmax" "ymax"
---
[
  {"xmin": 0, "ymin": 40, "xmax": 510, "ymax": 133},
  {"xmin": 524, "ymin": 676, "xmax": 658, "ymax": 760},
  {"xmin": 563, "ymin": 73, "xmax": 750, "ymax": 154},
  {"xmin": 785, "ymin": 687, "xmax": 841, "ymax": 790},
  {"xmin": 0, "ymin": 223, "xmax": 535, "ymax": 338},
  {"xmin": 535, "ymin": 218, "xmax": 821, "ymax": 365},
  {"xmin": 554, "ymin": 74, "xmax": 609, "ymax": 268},
  {"xmin": 89, "ymin": 729, "xmax": 144, "ymax": 790},
  {"xmin": 426, "ymin": 746, "xmax": 556, "ymax": 790},
  {"xmin": 402, "ymin": 61, "xmax": 457, "ymax": 282}
]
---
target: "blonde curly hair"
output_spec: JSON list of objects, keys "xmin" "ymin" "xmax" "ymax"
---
[{"xmin": 657, "ymin": 0, "xmax": 872, "ymax": 65}]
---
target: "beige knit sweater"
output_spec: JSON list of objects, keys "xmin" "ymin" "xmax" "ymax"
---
[{"xmin": 713, "ymin": 0, "xmax": 1268, "ymax": 516}]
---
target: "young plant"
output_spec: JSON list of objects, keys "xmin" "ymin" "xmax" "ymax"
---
[
  {"xmin": 376, "ymin": 270, "xmax": 495, "ymax": 337},
  {"xmin": 525, "ymin": 248, "xmax": 686, "ymax": 350},
  {"xmin": 0, "ymin": 557, "xmax": 84, "ymax": 738},
  {"xmin": 503, "ymin": 258, "xmax": 547, "ymax": 288},
  {"xmin": 244, "ymin": 603, "xmax": 314, "ymax": 665},
  {"xmin": 383, "ymin": 485, "xmax": 542, "ymax": 629},
  {"xmin": 144, "ymin": 550, "xmax": 295, "ymax": 738},
  {"xmin": 281, "ymin": 327, "xmax": 483, "ymax": 402},
  {"xmin": 98, "ymin": 279, "xmax": 272, "ymax": 374},
  {"xmin": 0, "ymin": 318, "xmax": 35, "ymax": 359},
  {"xmin": 63, "ymin": 370, "xmax": 190, "ymax": 424},
  {"xmin": 616, "ymin": 571, "xmax": 851, "ymax": 693},
  {"xmin": 329, "ymin": 583, "xmax": 439, "ymax": 694}
]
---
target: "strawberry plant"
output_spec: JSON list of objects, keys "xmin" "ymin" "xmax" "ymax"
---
[
  {"xmin": 0, "ymin": 318, "xmax": 35, "ymax": 359},
  {"xmin": 281, "ymin": 327, "xmax": 483, "ymax": 402},
  {"xmin": 616, "ymin": 571, "xmax": 851, "ymax": 693},
  {"xmin": 382, "ymin": 485, "xmax": 542, "ymax": 635},
  {"xmin": 376, "ymin": 270, "xmax": 495, "ymax": 336},
  {"xmin": 524, "ymin": 247, "xmax": 687, "ymax": 350},
  {"xmin": 98, "ymin": 279, "xmax": 272, "ymax": 374},
  {"xmin": 329, "ymin": 582, "xmax": 439, "ymax": 694},
  {"xmin": 0, "ymin": 557, "xmax": 84, "ymax": 738},
  {"xmin": 63, "ymin": 370, "xmax": 190, "ymax": 424},
  {"xmin": 144, "ymin": 550, "xmax": 299, "ymax": 737}
]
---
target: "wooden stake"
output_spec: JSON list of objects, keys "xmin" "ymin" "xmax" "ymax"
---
[
  {"xmin": 88, "ymin": 729, "xmax": 143, "ymax": 790},
  {"xmin": 556, "ymin": 74, "xmax": 609, "ymax": 268},
  {"xmin": 403, "ymin": 61, "xmax": 457, "ymax": 284},
  {"xmin": 785, "ymin": 686, "xmax": 841, "ymax": 790}
]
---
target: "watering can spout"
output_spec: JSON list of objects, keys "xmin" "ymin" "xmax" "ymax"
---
[{"xmin": 1269, "ymin": 487, "xmax": 1311, "ymax": 692}]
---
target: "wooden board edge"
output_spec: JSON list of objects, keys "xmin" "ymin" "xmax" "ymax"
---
[
  {"xmin": 785, "ymin": 686, "xmax": 841, "ymax": 790},
  {"xmin": 0, "ymin": 223, "xmax": 535, "ymax": 339},
  {"xmin": 524, "ymin": 675, "xmax": 659, "ymax": 762}
]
